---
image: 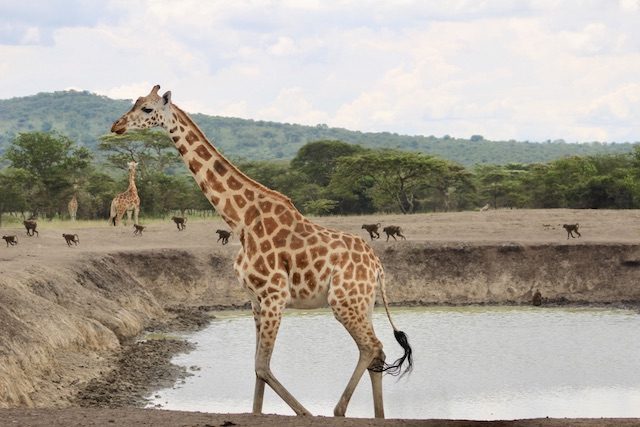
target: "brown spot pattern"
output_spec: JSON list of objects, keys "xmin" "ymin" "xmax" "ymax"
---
[
  {"xmin": 266, "ymin": 252, "xmax": 276, "ymax": 269},
  {"xmin": 185, "ymin": 130, "xmax": 199, "ymax": 145},
  {"xmin": 295, "ymin": 251, "xmax": 309, "ymax": 269},
  {"xmin": 223, "ymin": 200, "xmax": 241, "ymax": 223},
  {"xmin": 290, "ymin": 235, "xmax": 304, "ymax": 250},
  {"xmin": 213, "ymin": 160, "xmax": 228, "ymax": 176},
  {"xmin": 233, "ymin": 195, "xmax": 247, "ymax": 208},
  {"xmin": 227, "ymin": 175, "xmax": 243, "ymax": 190},
  {"xmin": 259, "ymin": 200, "xmax": 272, "ymax": 212},
  {"xmin": 253, "ymin": 222, "xmax": 265, "ymax": 238},
  {"xmin": 206, "ymin": 170, "xmax": 226, "ymax": 193},
  {"xmin": 244, "ymin": 206, "xmax": 259, "ymax": 226},
  {"xmin": 260, "ymin": 240, "xmax": 272, "ymax": 252},
  {"xmin": 194, "ymin": 144, "xmax": 212, "ymax": 161},
  {"xmin": 249, "ymin": 274, "xmax": 266, "ymax": 288},
  {"xmin": 273, "ymin": 228, "xmax": 290, "ymax": 248},
  {"xmin": 254, "ymin": 256, "xmax": 269, "ymax": 276},
  {"xmin": 279, "ymin": 211, "xmax": 294, "ymax": 226},
  {"xmin": 304, "ymin": 271, "xmax": 317, "ymax": 291},
  {"xmin": 263, "ymin": 217, "xmax": 278, "ymax": 235},
  {"xmin": 189, "ymin": 158, "xmax": 202, "ymax": 174}
]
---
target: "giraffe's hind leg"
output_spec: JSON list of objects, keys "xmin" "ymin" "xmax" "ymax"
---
[
  {"xmin": 330, "ymin": 290, "xmax": 385, "ymax": 418},
  {"xmin": 250, "ymin": 302, "xmax": 267, "ymax": 414}
]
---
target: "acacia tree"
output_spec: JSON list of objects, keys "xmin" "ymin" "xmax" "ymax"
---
[
  {"xmin": 4, "ymin": 132, "xmax": 92, "ymax": 218},
  {"xmin": 99, "ymin": 129, "xmax": 179, "ymax": 174},
  {"xmin": 473, "ymin": 164, "xmax": 529, "ymax": 209},
  {"xmin": 0, "ymin": 169, "xmax": 31, "ymax": 226},
  {"xmin": 332, "ymin": 150, "xmax": 449, "ymax": 214},
  {"xmin": 291, "ymin": 140, "xmax": 364, "ymax": 187}
]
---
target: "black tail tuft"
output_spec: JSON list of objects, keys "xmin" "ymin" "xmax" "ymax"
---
[
  {"xmin": 370, "ymin": 329, "xmax": 413, "ymax": 377},
  {"xmin": 111, "ymin": 216, "xmax": 116, "ymax": 226}
]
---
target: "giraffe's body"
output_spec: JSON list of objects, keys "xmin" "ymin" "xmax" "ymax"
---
[
  {"xmin": 111, "ymin": 86, "xmax": 412, "ymax": 418},
  {"xmin": 68, "ymin": 194, "xmax": 78, "ymax": 221},
  {"xmin": 109, "ymin": 161, "xmax": 140, "ymax": 226}
]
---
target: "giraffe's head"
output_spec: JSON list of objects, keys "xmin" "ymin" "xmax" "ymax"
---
[
  {"xmin": 111, "ymin": 85, "xmax": 172, "ymax": 134},
  {"xmin": 127, "ymin": 160, "xmax": 138, "ymax": 171}
]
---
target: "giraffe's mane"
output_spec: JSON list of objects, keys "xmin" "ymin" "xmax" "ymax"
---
[{"xmin": 171, "ymin": 104, "xmax": 298, "ymax": 210}]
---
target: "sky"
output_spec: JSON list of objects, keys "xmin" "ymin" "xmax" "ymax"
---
[{"xmin": 1, "ymin": 0, "xmax": 639, "ymax": 143}]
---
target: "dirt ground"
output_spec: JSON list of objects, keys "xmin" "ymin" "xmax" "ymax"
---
[
  {"xmin": 1, "ymin": 208, "xmax": 639, "ymax": 263},
  {"xmin": 1, "ymin": 209, "xmax": 639, "ymax": 426}
]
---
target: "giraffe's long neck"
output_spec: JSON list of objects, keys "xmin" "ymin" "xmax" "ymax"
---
[
  {"xmin": 127, "ymin": 167, "xmax": 138, "ymax": 197},
  {"xmin": 165, "ymin": 104, "xmax": 296, "ymax": 231}
]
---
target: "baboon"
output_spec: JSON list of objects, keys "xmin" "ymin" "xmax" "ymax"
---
[
  {"xmin": 133, "ymin": 224, "xmax": 146, "ymax": 236},
  {"xmin": 216, "ymin": 229, "xmax": 232, "ymax": 245},
  {"xmin": 171, "ymin": 216, "xmax": 187, "ymax": 230},
  {"xmin": 361, "ymin": 223, "xmax": 381, "ymax": 240},
  {"xmin": 532, "ymin": 290, "xmax": 542, "ymax": 306},
  {"xmin": 62, "ymin": 233, "xmax": 79, "ymax": 246},
  {"xmin": 2, "ymin": 235, "xmax": 18, "ymax": 247},
  {"xmin": 562, "ymin": 223, "xmax": 581, "ymax": 239},
  {"xmin": 383, "ymin": 225, "xmax": 406, "ymax": 241},
  {"xmin": 23, "ymin": 220, "xmax": 38, "ymax": 237}
]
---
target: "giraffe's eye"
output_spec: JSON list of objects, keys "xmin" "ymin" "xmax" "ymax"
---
[{"xmin": 141, "ymin": 107, "xmax": 153, "ymax": 114}]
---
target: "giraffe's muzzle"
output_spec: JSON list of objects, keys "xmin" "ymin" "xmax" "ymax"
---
[{"xmin": 111, "ymin": 118, "xmax": 127, "ymax": 134}]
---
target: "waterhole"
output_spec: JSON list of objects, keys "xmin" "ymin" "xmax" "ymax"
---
[{"xmin": 149, "ymin": 306, "xmax": 640, "ymax": 419}]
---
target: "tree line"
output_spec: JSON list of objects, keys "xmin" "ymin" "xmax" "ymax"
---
[
  {"xmin": 0, "ymin": 131, "xmax": 639, "ymax": 225},
  {"xmin": 1, "ymin": 90, "xmax": 636, "ymax": 166}
]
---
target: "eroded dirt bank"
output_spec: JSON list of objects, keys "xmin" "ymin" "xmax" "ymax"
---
[{"xmin": 1, "ymin": 241, "xmax": 639, "ymax": 409}]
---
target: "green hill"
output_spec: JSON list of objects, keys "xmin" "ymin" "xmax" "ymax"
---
[{"xmin": 0, "ymin": 90, "xmax": 636, "ymax": 165}]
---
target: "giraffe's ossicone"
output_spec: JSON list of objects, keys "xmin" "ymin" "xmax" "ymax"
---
[{"xmin": 111, "ymin": 85, "xmax": 412, "ymax": 418}]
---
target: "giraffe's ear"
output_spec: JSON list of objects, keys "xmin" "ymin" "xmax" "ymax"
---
[{"xmin": 162, "ymin": 91, "xmax": 172, "ymax": 105}]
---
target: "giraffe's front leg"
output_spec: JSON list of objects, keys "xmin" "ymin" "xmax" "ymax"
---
[{"xmin": 254, "ymin": 294, "xmax": 311, "ymax": 416}]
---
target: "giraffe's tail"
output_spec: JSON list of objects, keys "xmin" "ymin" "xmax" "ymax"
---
[{"xmin": 375, "ymin": 270, "xmax": 413, "ymax": 377}]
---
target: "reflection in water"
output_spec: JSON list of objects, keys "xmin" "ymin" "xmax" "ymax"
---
[{"xmin": 148, "ymin": 307, "xmax": 640, "ymax": 419}]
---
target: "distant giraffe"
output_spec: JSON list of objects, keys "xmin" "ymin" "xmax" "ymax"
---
[
  {"xmin": 109, "ymin": 161, "xmax": 140, "ymax": 226},
  {"xmin": 111, "ymin": 85, "xmax": 412, "ymax": 419},
  {"xmin": 68, "ymin": 194, "xmax": 78, "ymax": 221}
]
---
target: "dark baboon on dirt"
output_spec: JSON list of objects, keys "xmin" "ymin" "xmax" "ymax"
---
[
  {"xmin": 133, "ymin": 224, "xmax": 146, "ymax": 236},
  {"xmin": 171, "ymin": 216, "xmax": 187, "ymax": 230},
  {"xmin": 562, "ymin": 223, "xmax": 581, "ymax": 239},
  {"xmin": 383, "ymin": 225, "xmax": 406, "ymax": 241},
  {"xmin": 62, "ymin": 233, "xmax": 79, "ymax": 246},
  {"xmin": 361, "ymin": 223, "xmax": 381, "ymax": 240},
  {"xmin": 23, "ymin": 220, "xmax": 38, "ymax": 237},
  {"xmin": 2, "ymin": 235, "xmax": 18, "ymax": 247},
  {"xmin": 216, "ymin": 229, "xmax": 232, "ymax": 245}
]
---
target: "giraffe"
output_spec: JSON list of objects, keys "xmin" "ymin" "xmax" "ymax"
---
[
  {"xmin": 111, "ymin": 85, "xmax": 412, "ymax": 418},
  {"xmin": 68, "ymin": 190, "xmax": 78, "ymax": 221},
  {"xmin": 109, "ymin": 160, "xmax": 140, "ymax": 226}
]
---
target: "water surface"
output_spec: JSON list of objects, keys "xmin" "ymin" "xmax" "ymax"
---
[{"xmin": 148, "ymin": 306, "xmax": 640, "ymax": 419}]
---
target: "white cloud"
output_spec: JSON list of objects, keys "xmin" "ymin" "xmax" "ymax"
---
[{"xmin": 0, "ymin": 0, "xmax": 639, "ymax": 144}]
